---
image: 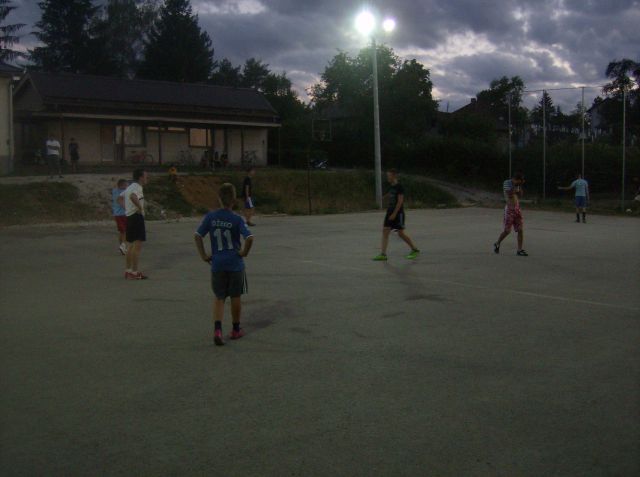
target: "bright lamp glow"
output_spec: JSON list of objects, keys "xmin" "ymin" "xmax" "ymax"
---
[
  {"xmin": 382, "ymin": 18, "xmax": 396, "ymax": 33},
  {"xmin": 355, "ymin": 10, "xmax": 375, "ymax": 36}
]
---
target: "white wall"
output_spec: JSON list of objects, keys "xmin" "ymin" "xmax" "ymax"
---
[{"xmin": 19, "ymin": 120, "xmax": 272, "ymax": 166}]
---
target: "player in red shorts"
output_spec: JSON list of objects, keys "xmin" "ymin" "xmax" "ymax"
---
[
  {"xmin": 112, "ymin": 179, "xmax": 128, "ymax": 255},
  {"xmin": 494, "ymin": 172, "xmax": 528, "ymax": 256}
]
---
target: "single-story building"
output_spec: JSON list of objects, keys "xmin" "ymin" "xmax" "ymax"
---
[
  {"xmin": 0, "ymin": 62, "xmax": 23, "ymax": 174},
  {"xmin": 13, "ymin": 72, "xmax": 280, "ymax": 169}
]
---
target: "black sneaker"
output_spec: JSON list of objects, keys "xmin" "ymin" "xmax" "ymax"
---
[
  {"xmin": 493, "ymin": 242, "xmax": 500, "ymax": 254},
  {"xmin": 516, "ymin": 250, "xmax": 529, "ymax": 256}
]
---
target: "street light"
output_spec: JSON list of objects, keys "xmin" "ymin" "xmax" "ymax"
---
[{"xmin": 355, "ymin": 10, "xmax": 396, "ymax": 209}]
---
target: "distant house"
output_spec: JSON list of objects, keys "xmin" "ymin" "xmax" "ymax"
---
[
  {"xmin": 12, "ymin": 72, "xmax": 280, "ymax": 169},
  {"xmin": 451, "ymin": 97, "xmax": 509, "ymax": 132},
  {"xmin": 0, "ymin": 62, "xmax": 23, "ymax": 174}
]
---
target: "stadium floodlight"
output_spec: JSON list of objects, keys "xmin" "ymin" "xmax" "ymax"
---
[
  {"xmin": 355, "ymin": 10, "xmax": 375, "ymax": 36},
  {"xmin": 354, "ymin": 10, "xmax": 396, "ymax": 209},
  {"xmin": 382, "ymin": 18, "xmax": 396, "ymax": 33}
]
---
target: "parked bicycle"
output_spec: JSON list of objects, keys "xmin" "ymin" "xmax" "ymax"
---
[
  {"xmin": 241, "ymin": 150, "xmax": 258, "ymax": 167},
  {"xmin": 128, "ymin": 150, "xmax": 155, "ymax": 164}
]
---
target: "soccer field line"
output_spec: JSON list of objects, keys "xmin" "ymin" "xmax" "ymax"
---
[{"xmin": 298, "ymin": 260, "xmax": 639, "ymax": 312}]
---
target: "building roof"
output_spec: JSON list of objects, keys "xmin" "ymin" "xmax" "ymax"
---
[
  {"xmin": 452, "ymin": 97, "xmax": 508, "ymax": 130},
  {"xmin": 18, "ymin": 71, "xmax": 278, "ymax": 115},
  {"xmin": 0, "ymin": 61, "xmax": 23, "ymax": 77}
]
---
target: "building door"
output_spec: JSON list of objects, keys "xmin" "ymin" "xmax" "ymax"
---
[{"xmin": 100, "ymin": 125, "xmax": 115, "ymax": 162}]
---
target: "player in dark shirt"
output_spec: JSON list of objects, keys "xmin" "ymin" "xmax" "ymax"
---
[
  {"xmin": 373, "ymin": 169, "xmax": 420, "ymax": 261},
  {"xmin": 242, "ymin": 167, "xmax": 256, "ymax": 226}
]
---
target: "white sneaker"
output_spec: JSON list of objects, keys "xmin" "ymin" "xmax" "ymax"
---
[{"xmin": 119, "ymin": 243, "xmax": 127, "ymax": 255}]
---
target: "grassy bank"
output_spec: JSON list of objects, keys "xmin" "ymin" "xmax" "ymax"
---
[
  {"xmin": 160, "ymin": 169, "xmax": 458, "ymax": 216},
  {"xmin": 0, "ymin": 182, "xmax": 103, "ymax": 226},
  {"xmin": 0, "ymin": 170, "xmax": 458, "ymax": 226}
]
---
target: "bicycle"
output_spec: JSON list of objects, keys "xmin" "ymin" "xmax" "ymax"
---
[
  {"xmin": 241, "ymin": 150, "xmax": 258, "ymax": 167},
  {"xmin": 128, "ymin": 150, "xmax": 155, "ymax": 164}
]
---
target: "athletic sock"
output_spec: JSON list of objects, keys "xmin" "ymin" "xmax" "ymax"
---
[
  {"xmin": 582, "ymin": 212, "xmax": 586, "ymax": 221},
  {"xmin": 233, "ymin": 322, "xmax": 240, "ymax": 332},
  {"xmin": 214, "ymin": 321, "xmax": 222, "ymax": 331},
  {"xmin": 576, "ymin": 213, "xmax": 580, "ymax": 221}
]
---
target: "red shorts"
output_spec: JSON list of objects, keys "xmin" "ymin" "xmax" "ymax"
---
[
  {"xmin": 503, "ymin": 206, "xmax": 523, "ymax": 233},
  {"xmin": 115, "ymin": 216, "xmax": 127, "ymax": 234}
]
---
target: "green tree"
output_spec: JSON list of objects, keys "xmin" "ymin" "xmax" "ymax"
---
[
  {"xmin": 30, "ymin": 0, "xmax": 100, "ymax": 72},
  {"xmin": 0, "ymin": 0, "xmax": 25, "ymax": 62},
  {"xmin": 92, "ymin": 0, "xmax": 158, "ymax": 77},
  {"xmin": 138, "ymin": 0, "xmax": 213, "ymax": 82},
  {"xmin": 477, "ymin": 75, "xmax": 525, "ymax": 110},
  {"xmin": 531, "ymin": 90, "xmax": 555, "ymax": 129},
  {"xmin": 209, "ymin": 57, "xmax": 242, "ymax": 87},
  {"xmin": 603, "ymin": 58, "xmax": 640, "ymax": 98},
  {"xmin": 310, "ymin": 45, "xmax": 437, "ymax": 167},
  {"xmin": 241, "ymin": 57, "xmax": 270, "ymax": 91}
]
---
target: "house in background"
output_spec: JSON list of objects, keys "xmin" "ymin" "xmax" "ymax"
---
[
  {"xmin": 0, "ymin": 62, "xmax": 23, "ymax": 175},
  {"xmin": 12, "ymin": 72, "xmax": 280, "ymax": 169}
]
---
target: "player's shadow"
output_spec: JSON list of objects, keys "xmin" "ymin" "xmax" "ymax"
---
[{"xmin": 383, "ymin": 261, "xmax": 451, "ymax": 304}]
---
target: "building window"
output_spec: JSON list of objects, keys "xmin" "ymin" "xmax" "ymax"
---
[
  {"xmin": 115, "ymin": 125, "xmax": 145, "ymax": 146},
  {"xmin": 189, "ymin": 128, "xmax": 212, "ymax": 147}
]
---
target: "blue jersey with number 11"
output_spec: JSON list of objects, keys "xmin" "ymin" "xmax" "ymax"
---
[{"xmin": 196, "ymin": 209, "xmax": 252, "ymax": 272}]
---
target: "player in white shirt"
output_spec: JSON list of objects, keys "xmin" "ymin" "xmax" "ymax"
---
[{"xmin": 122, "ymin": 169, "xmax": 149, "ymax": 280}]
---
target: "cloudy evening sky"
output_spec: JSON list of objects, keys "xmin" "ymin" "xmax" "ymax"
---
[{"xmin": 6, "ymin": 0, "xmax": 640, "ymax": 111}]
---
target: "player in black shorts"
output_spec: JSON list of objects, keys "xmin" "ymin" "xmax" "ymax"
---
[{"xmin": 373, "ymin": 169, "xmax": 420, "ymax": 261}]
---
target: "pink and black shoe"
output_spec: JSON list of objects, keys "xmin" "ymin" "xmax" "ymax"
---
[
  {"xmin": 229, "ymin": 328, "xmax": 245, "ymax": 340},
  {"xmin": 214, "ymin": 329, "xmax": 225, "ymax": 346}
]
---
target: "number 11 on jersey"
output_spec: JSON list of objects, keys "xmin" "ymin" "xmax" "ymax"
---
[{"xmin": 213, "ymin": 228, "xmax": 234, "ymax": 251}]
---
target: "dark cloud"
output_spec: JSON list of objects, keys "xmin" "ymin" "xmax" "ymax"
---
[{"xmin": 5, "ymin": 0, "xmax": 640, "ymax": 110}]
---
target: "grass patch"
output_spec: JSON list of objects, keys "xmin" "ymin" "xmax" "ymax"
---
[
  {"xmin": 0, "ymin": 182, "xmax": 100, "ymax": 226},
  {"xmin": 167, "ymin": 170, "xmax": 457, "ymax": 216},
  {"xmin": 144, "ymin": 177, "xmax": 194, "ymax": 219}
]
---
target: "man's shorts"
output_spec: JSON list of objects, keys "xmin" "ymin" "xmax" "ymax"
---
[
  {"xmin": 575, "ymin": 196, "xmax": 587, "ymax": 208},
  {"xmin": 211, "ymin": 270, "xmax": 247, "ymax": 299},
  {"xmin": 114, "ymin": 215, "xmax": 127, "ymax": 234},
  {"xmin": 503, "ymin": 206, "xmax": 523, "ymax": 233},
  {"xmin": 126, "ymin": 213, "xmax": 146, "ymax": 242},
  {"xmin": 244, "ymin": 197, "xmax": 254, "ymax": 209},
  {"xmin": 384, "ymin": 210, "xmax": 405, "ymax": 230}
]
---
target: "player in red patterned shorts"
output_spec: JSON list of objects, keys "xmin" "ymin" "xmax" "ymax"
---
[{"xmin": 494, "ymin": 172, "xmax": 528, "ymax": 256}]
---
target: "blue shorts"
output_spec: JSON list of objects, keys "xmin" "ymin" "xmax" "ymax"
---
[
  {"xmin": 244, "ymin": 198, "xmax": 254, "ymax": 209},
  {"xmin": 575, "ymin": 196, "xmax": 587, "ymax": 208}
]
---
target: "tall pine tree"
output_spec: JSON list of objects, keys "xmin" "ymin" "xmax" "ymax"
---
[
  {"xmin": 30, "ymin": 0, "xmax": 99, "ymax": 73},
  {"xmin": 92, "ymin": 0, "xmax": 158, "ymax": 77},
  {"xmin": 0, "ymin": 0, "xmax": 25, "ymax": 62},
  {"xmin": 138, "ymin": 0, "xmax": 213, "ymax": 82}
]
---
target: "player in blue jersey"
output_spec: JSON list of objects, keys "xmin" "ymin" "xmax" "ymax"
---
[
  {"xmin": 558, "ymin": 173, "xmax": 589, "ymax": 223},
  {"xmin": 194, "ymin": 183, "xmax": 254, "ymax": 346}
]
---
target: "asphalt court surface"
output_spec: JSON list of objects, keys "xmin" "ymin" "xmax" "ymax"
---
[{"xmin": 1, "ymin": 208, "xmax": 639, "ymax": 476}]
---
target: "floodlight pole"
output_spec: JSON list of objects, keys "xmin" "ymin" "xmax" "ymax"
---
[
  {"xmin": 372, "ymin": 37, "xmax": 383, "ymax": 209},
  {"xmin": 581, "ymin": 86, "xmax": 585, "ymax": 176},
  {"xmin": 508, "ymin": 93, "xmax": 512, "ymax": 177},
  {"xmin": 542, "ymin": 90, "xmax": 546, "ymax": 200},
  {"xmin": 622, "ymin": 87, "xmax": 627, "ymax": 211}
]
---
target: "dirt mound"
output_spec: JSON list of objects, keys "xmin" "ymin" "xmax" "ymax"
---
[{"xmin": 176, "ymin": 176, "xmax": 225, "ymax": 211}]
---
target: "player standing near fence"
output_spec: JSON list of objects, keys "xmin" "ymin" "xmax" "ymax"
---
[
  {"xmin": 195, "ymin": 183, "xmax": 254, "ymax": 346},
  {"xmin": 373, "ymin": 169, "xmax": 420, "ymax": 261},
  {"xmin": 494, "ymin": 172, "xmax": 528, "ymax": 256},
  {"xmin": 558, "ymin": 173, "xmax": 589, "ymax": 223}
]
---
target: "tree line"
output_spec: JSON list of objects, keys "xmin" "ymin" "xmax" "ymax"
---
[{"xmin": 1, "ymin": 0, "xmax": 638, "ymax": 194}]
